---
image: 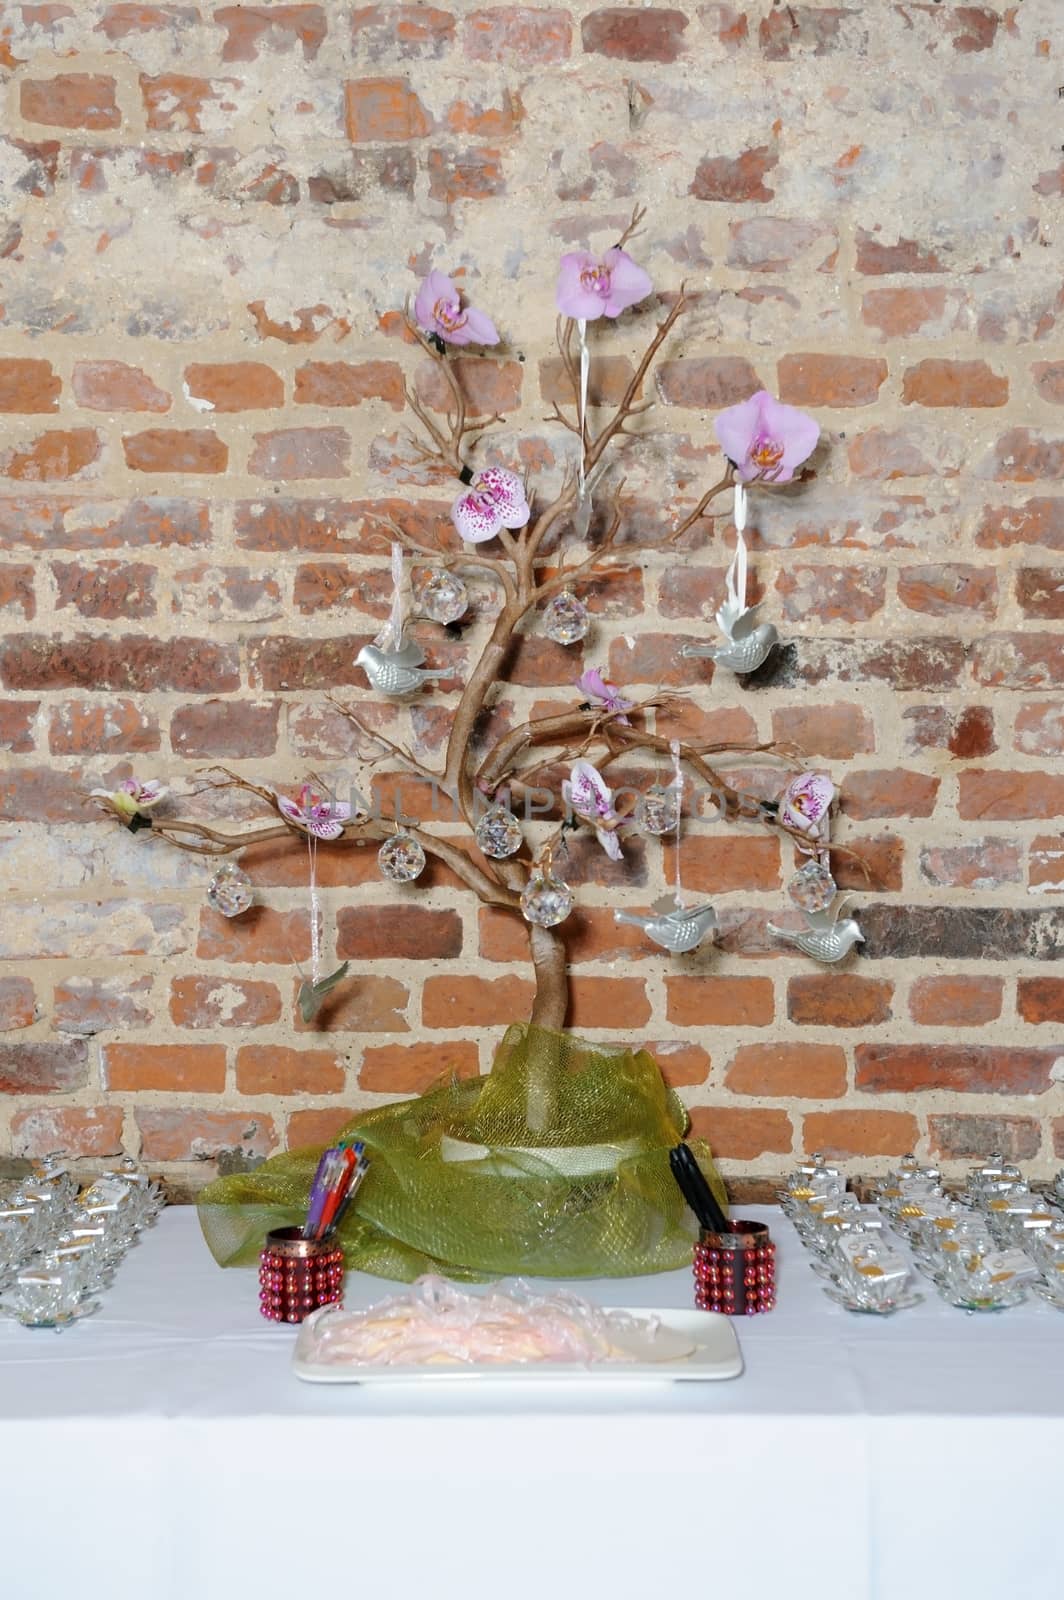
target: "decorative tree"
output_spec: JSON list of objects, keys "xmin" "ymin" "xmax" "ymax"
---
[{"xmin": 94, "ymin": 212, "xmax": 856, "ymax": 1042}]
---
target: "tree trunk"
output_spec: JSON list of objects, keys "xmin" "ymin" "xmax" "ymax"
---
[{"xmin": 528, "ymin": 922, "xmax": 568, "ymax": 1031}]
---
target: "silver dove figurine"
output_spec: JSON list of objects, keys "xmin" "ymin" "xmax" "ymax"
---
[
  {"xmin": 614, "ymin": 901, "xmax": 718, "ymax": 955},
  {"xmin": 356, "ymin": 638, "xmax": 450, "ymax": 700},
  {"xmin": 680, "ymin": 484, "xmax": 778, "ymax": 675},
  {"xmin": 768, "ymin": 903, "xmax": 864, "ymax": 964}
]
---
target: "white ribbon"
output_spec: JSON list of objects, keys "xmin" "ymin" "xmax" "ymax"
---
[
  {"xmin": 308, "ymin": 835, "xmax": 322, "ymax": 985},
  {"xmin": 576, "ymin": 316, "xmax": 589, "ymax": 497},
  {"xmin": 670, "ymin": 738, "xmax": 684, "ymax": 909},
  {"xmin": 726, "ymin": 481, "xmax": 749, "ymax": 618}
]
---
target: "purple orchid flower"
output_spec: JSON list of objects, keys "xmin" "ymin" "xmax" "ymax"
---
[
  {"xmin": 555, "ymin": 248, "xmax": 652, "ymax": 321},
  {"xmin": 414, "ymin": 269, "xmax": 499, "ymax": 347},
  {"xmin": 714, "ymin": 390, "xmax": 820, "ymax": 484},
  {"xmin": 577, "ymin": 668, "xmax": 633, "ymax": 725},
  {"xmin": 90, "ymin": 777, "xmax": 168, "ymax": 822},
  {"xmin": 278, "ymin": 783, "xmax": 353, "ymax": 841},
  {"xmin": 779, "ymin": 771, "xmax": 835, "ymax": 850},
  {"xmin": 563, "ymin": 759, "xmax": 624, "ymax": 861},
  {"xmin": 451, "ymin": 466, "xmax": 530, "ymax": 543}
]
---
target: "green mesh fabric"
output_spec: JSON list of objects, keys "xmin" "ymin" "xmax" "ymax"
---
[{"xmin": 198, "ymin": 1023, "xmax": 728, "ymax": 1281}]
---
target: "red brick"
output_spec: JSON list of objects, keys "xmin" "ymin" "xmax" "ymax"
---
[
  {"xmin": 136, "ymin": 1108, "xmax": 277, "ymax": 1163},
  {"xmin": 344, "ymin": 77, "xmax": 432, "ymax": 140},
  {"xmin": 140, "ymin": 73, "xmax": 240, "ymax": 133},
  {"xmin": 989, "ymin": 428, "xmax": 1064, "ymax": 482},
  {"xmin": 687, "ymin": 1105, "xmax": 793, "ymax": 1161},
  {"xmin": 54, "ymin": 974, "xmax": 153, "ymax": 1034},
  {"xmin": 897, "ymin": 563, "xmax": 998, "ymax": 617},
  {"xmin": 1, "ymin": 635, "xmax": 238, "ymax": 693},
  {"xmin": 802, "ymin": 1110, "xmax": 920, "ymax": 1159},
  {"xmin": 295, "ymin": 360, "xmax": 404, "ymax": 408},
  {"xmin": 104, "ymin": 1043, "xmax": 226, "ymax": 1092},
  {"xmin": 197, "ymin": 907, "xmax": 311, "ymax": 965},
  {"xmin": 0, "ymin": 976, "xmax": 37, "ymax": 1031},
  {"xmin": 124, "ymin": 429, "xmax": 227, "ymax": 474},
  {"xmin": 359, "ymin": 1040, "xmax": 479, "ymax": 1093},
  {"xmin": 479, "ymin": 904, "xmax": 650, "ymax": 964},
  {"xmin": 778, "ymin": 353, "xmax": 887, "ymax": 407},
  {"xmin": 46, "ymin": 698, "xmax": 157, "ymax": 755},
  {"xmin": 904, "ymin": 704, "xmax": 996, "ymax": 759},
  {"xmin": 855, "ymin": 230, "xmax": 944, "ymax": 274},
  {"xmin": 287, "ymin": 1108, "xmax": 357, "ymax": 1149},
  {"xmin": 1016, "ymin": 568, "xmax": 1064, "ymax": 620},
  {"xmin": 1033, "ymin": 363, "xmax": 1064, "ymax": 405},
  {"xmin": 1018, "ymin": 978, "xmax": 1064, "ymax": 1025},
  {"xmin": 2, "ymin": 429, "xmax": 100, "ymax": 481},
  {"xmin": 918, "ymin": 839, "xmax": 1021, "ymax": 890},
  {"xmin": 607, "ymin": 632, "xmax": 711, "ymax": 688},
  {"xmin": 929, "ymin": 1114, "xmax": 1041, "ymax": 1163},
  {"xmin": 568, "ymin": 976, "xmax": 651, "ymax": 1031},
  {"xmin": 665, "ymin": 976, "xmax": 774, "ymax": 1027},
  {"xmin": 293, "ymin": 975, "xmax": 410, "ymax": 1032},
  {"xmin": 842, "ymin": 769, "xmax": 940, "ymax": 821},
  {"xmin": 787, "ymin": 975, "xmax": 893, "ymax": 1028},
  {"xmin": 655, "ymin": 357, "xmax": 761, "ymax": 408},
  {"xmin": 689, "ymin": 146, "xmax": 776, "ymax": 202},
  {"xmin": 776, "ymin": 565, "xmax": 885, "ymax": 623},
  {"xmin": 902, "ymin": 360, "xmax": 1008, "ymax": 407},
  {"xmin": 215, "ymin": 5, "xmax": 326, "ymax": 61},
  {"xmin": 247, "ymin": 300, "xmax": 353, "ymax": 345},
  {"xmin": 22, "ymin": 74, "xmax": 119, "ymax": 129},
  {"xmin": 0, "ymin": 564, "xmax": 34, "ymax": 618},
  {"xmin": 909, "ymin": 976, "xmax": 1003, "ymax": 1027},
  {"xmin": 416, "ymin": 357, "xmax": 522, "ymax": 417},
  {"xmin": 0, "ymin": 358, "xmax": 60, "ymax": 414},
  {"xmin": 582, "ymin": 6, "xmax": 686, "ymax": 59},
  {"xmin": 0, "ymin": 700, "xmax": 38, "ymax": 753},
  {"xmin": 847, "ymin": 426, "xmax": 956, "ymax": 480},
  {"xmin": 336, "ymin": 905, "xmax": 462, "ymax": 961},
  {"xmin": 184, "ymin": 362, "xmax": 283, "ymax": 413},
  {"xmin": 856, "ymin": 1045, "xmax": 1054, "ymax": 1096},
  {"xmin": 422, "ymin": 974, "xmax": 534, "ymax": 1027},
  {"xmin": 1015, "ymin": 702, "xmax": 1064, "ymax": 755},
  {"xmin": 172, "ymin": 564, "xmax": 282, "ymax": 621},
  {"xmin": 427, "ymin": 146, "xmax": 505, "ymax": 202},
  {"xmin": 350, "ymin": 6, "xmax": 456, "ymax": 59},
  {"xmin": 758, "ymin": 5, "xmax": 852, "ymax": 56},
  {"xmin": 726, "ymin": 1043, "xmax": 847, "ymax": 1098},
  {"xmin": 0, "ymin": 765, "xmax": 101, "ymax": 823},
  {"xmin": 248, "ymin": 428, "xmax": 350, "ymax": 479},
  {"xmin": 236, "ymin": 1045, "xmax": 343, "ymax": 1095},
  {"xmin": 728, "ymin": 219, "xmax": 838, "ymax": 273},
  {"xmin": 648, "ymin": 1040, "xmax": 712, "ymax": 1089},
  {"xmin": 861, "ymin": 287, "xmax": 946, "ymax": 338},
  {"xmin": 463, "ymin": 7, "xmax": 571, "ymax": 62},
  {"xmin": 11, "ymin": 1106, "xmax": 125, "ymax": 1160},
  {"xmin": 539, "ymin": 355, "xmax": 634, "ymax": 409},
  {"xmin": 0, "ymin": 1040, "xmax": 88, "ymax": 1092},
  {"xmin": 170, "ymin": 976, "xmax": 282, "ymax": 1029},
  {"xmin": 958, "ymin": 770, "xmax": 1064, "ymax": 821},
  {"xmin": 770, "ymin": 702, "xmax": 874, "ymax": 758},
  {"xmin": 665, "ymin": 835, "xmax": 780, "ymax": 894},
  {"xmin": 977, "ymin": 498, "xmax": 1064, "ymax": 550},
  {"xmin": 52, "ymin": 559, "xmax": 155, "ymax": 620},
  {"xmin": 73, "ymin": 361, "xmax": 170, "ymax": 413},
  {"xmin": 1030, "ymin": 834, "xmax": 1064, "ymax": 893},
  {"xmin": 96, "ymin": 5, "xmax": 202, "ymax": 40},
  {"xmin": 170, "ymin": 699, "xmax": 279, "ymax": 758}
]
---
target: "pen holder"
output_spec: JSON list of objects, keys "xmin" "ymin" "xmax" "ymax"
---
[
  {"xmin": 694, "ymin": 1220, "xmax": 775, "ymax": 1316},
  {"xmin": 259, "ymin": 1227, "xmax": 344, "ymax": 1324}
]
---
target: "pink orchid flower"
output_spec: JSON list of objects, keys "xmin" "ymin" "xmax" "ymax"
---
[
  {"xmin": 779, "ymin": 771, "xmax": 835, "ymax": 849},
  {"xmin": 452, "ymin": 466, "xmax": 530, "ymax": 544},
  {"xmin": 90, "ymin": 777, "xmax": 168, "ymax": 822},
  {"xmin": 563, "ymin": 759, "xmax": 624, "ymax": 861},
  {"xmin": 577, "ymin": 668, "xmax": 633, "ymax": 725},
  {"xmin": 414, "ymin": 269, "xmax": 499, "ymax": 347},
  {"xmin": 555, "ymin": 248, "xmax": 652, "ymax": 321},
  {"xmin": 278, "ymin": 784, "xmax": 352, "ymax": 841},
  {"xmin": 714, "ymin": 390, "xmax": 820, "ymax": 484}
]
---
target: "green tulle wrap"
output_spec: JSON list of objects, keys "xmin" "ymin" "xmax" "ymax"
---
[{"xmin": 197, "ymin": 1023, "xmax": 728, "ymax": 1281}]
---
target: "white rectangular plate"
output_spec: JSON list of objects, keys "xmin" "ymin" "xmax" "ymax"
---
[{"xmin": 293, "ymin": 1307, "xmax": 742, "ymax": 1385}]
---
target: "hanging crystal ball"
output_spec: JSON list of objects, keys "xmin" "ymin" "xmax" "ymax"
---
[
  {"xmin": 787, "ymin": 859, "xmax": 837, "ymax": 913},
  {"xmin": 636, "ymin": 783, "xmax": 681, "ymax": 837},
  {"xmin": 206, "ymin": 862, "xmax": 254, "ymax": 918},
  {"xmin": 415, "ymin": 568, "xmax": 468, "ymax": 626},
  {"xmin": 474, "ymin": 803, "xmax": 523, "ymax": 860},
  {"xmin": 543, "ymin": 589, "xmax": 590, "ymax": 645},
  {"xmin": 378, "ymin": 832, "xmax": 426, "ymax": 883},
  {"xmin": 521, "ymin": 873, "xmax": 573, "ymax": 927}
]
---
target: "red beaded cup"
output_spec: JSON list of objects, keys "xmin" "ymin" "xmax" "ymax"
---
[
  {"xmin": 259, "ymin": 1227, "xmax": 344, "ymax": 1324},
  {"xmin": 693, "ymin": 1220, "xmax": 775, "ymax": 1316}
]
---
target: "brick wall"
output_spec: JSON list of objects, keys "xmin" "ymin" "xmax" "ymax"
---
[{"xmin": 1, "ymin": 2, "xmax": 1062, "ymax": 1187}]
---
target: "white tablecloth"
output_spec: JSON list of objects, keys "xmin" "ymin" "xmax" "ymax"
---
[{"xmin": 3, "ymin": 1205, "xmax": 1063, "ymax": 1600}]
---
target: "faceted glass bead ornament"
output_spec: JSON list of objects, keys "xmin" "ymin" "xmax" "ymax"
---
[
  {"xmin": 636, "ymin": 783, "xmax": 681, "ymax": 837},
  {"xmin": 206, "ymin": 862, "xmax": 254, "ymax": 918},
  {"xmin": 415, "ymin": 568, "xmax": 468, "ymax": 626},
  {"xmin": 474, "ymin": 803, "xmax": 523, "ymax": 860},
  {"xmin": 520, "ymin": 873, "xmax": 573, "ymax": 928},
  {"xmin": 787, "ymin": 859, "xmax": 837, "ymax": 913},
  {"xmin": 543, "ymin": 589, "xmax": 590, "ymax": 646},
  {"xmin": 378, "ymin": 831, "xmax": 426, "ymax": 883}
]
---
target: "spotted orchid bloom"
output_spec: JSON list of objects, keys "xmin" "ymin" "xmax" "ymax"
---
[
  {"xmin": 278, "ymin": 784, "xmax": 353, "ymax": 841},
  {"xmin": 714, "ymin": 391, "xmax": 820, "ymax": 484},
  {"xmin": 555, "ymin": 248, "xmax": 652, "ymax": 321},
  {"xmin": 576, "ymin": 668, "xmax": 633, "ymax": 725},
  {"xmin": 779, "ymin": 771, "xmax": 835, "ymax": 852},
  {"xmin": 563, "ymin": 759, "xmax": 624, "ymax": 861},
  {"xmin": 414, "ymin": 269, "xmax": 499, "ymax": 347},
  {"xmin": 90, "ymin": 777, "xmax": 168, "ymax": 824},
  {"xmin": 452, "ymin": 466, "xmax": 530, "ymax": 544}
]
